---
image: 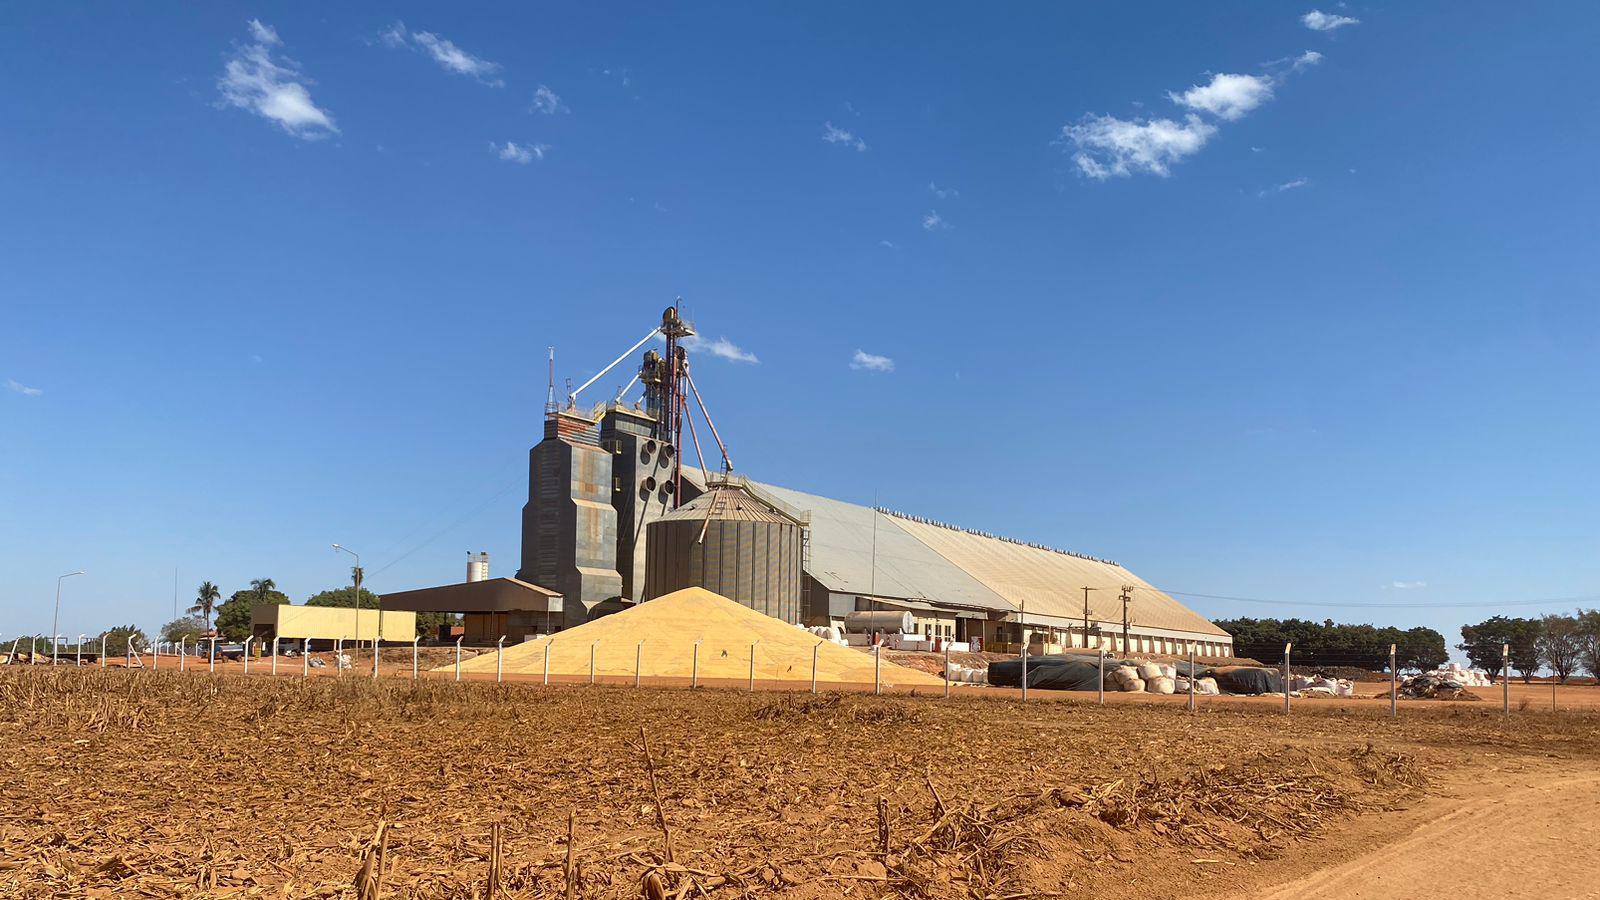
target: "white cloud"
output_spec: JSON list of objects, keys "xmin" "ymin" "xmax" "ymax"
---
[
  {"xmin": 850, "ymin": 350, "xmax": 895, "ymax": 373},
  {"xmin": 218, "ymin": 21, "xmax": 338, "ymax": 139},
  {"xmin": 1259, "ymin": 177, "xmax": 1308, "ymax": 197},
  {"xmin": 1062, "ymin": 114, "xmax": 1216, "ymax": 179},
  {"xmin": 491, "ymin": 141, "xmax": 549, "ymax": 164},
  {"xmin": 929, "ymin": 182, "xmax": 959, "ymax": 200},
  {"xmin": 5, "ymin": 379, "xmax": 41, "ymax": 397},
  {"xmin": 822, "ymin": 121, "xmax": 867, "ymax": 152},
  {"xmin": 247, "ymin": 19, "xmax": 279, "ymax": 45},
  {"xmin": 879, "ymin": 240, "xmax": 897, "ymax": 249},
  {"xmin": 683, "ymin": 335, "xmax": 759, "ymax": 364},
  {"xmin": 382, "ymin": 22, "xmax": 503, "ymax": 86},
  {"xmin": 530, "ymin": 84, "xmax": 567, "ymax": 114},
  {"xmin": 1387, "ymin": 580, "xmax": 1427, "ymax": 590},
  {"xmin": 922, "ymin": 210, "xmax": 950, "ymax": 231},
  {"xmin": 1169, "ymin": 73, "xmax": 1275, "ymax": 121},
  {"xmin": 1303, "ymin": 10, "xmax": 1360, "ymax": 32},
  {"xmin": 1293, "ymin": 50, "xmax": 1324, "ymax": 71}
]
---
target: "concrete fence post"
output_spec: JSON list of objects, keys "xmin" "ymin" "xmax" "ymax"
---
[
  {"xmin": 373, "ymin": 636, "xmax": 381, "ymax": 679},
  {"xmin": 1187, "ymin": 642, "xmax": 1196, "ymax": 713},
  {"xmin": 412, "ymin": 637, "xmax": 420, "ymax": 681},
  {"xmin": 335, "ymin": 638, "xmax": 344, "ymax": 678},
  {"xmin": 455, "ymin": 637, "xmax": 463, "ymax": 682},
  {"xmin": 152, "ymin": 640, "xmax": 159, "ymax": 671},
  {"xmin": 497, "ymin": 636, "xmax": 506, "ymax": 683},
  {"xmin": 635, "ymin": 640, "xmax": 643, "ymax": 688},
  {"xmin": 590, "ymin": 641, "xmax": 598, "ymax": 685},
  {"xmin": 1389, "ymin": 644, "xmax": 1397, "ymax": 719},
  {"xmin": 1097, "ymin": 649, "xmax": 1105, "ymax": 706},
  {"xmin": 543, "ymin": 640, "xmax": 551, "ymax": 686},
  {"xmin": 873, "ymin": 643, "xmax": 882, "ymax": 696},
  {"xmin": 1283, "ymin": 642, "xmax": 1292, "ymax": 716},
  {"xmin": 208, "ymin": 638, "xmax": 217, "ymax": 674},
  {"xmin": 179, "ymin": 637, "xmax": 187, "ymax": 673},
  {"xmin": 242, "ymin": 637, "xmax": 252, "ymax": 675},
  {"xmin": 1502, "ymin": 643, "xmax": 1510, "ymax": 717},
  {"xmin": 693, "ymin": 640, "xmax": 702, "ymax": 689},
  {"xmin": 748, "ymin": 641, "xmax": 758, "ymax": 692},
  {"xmin": 303, "ymin": 642, "xmax": 310, "ymax": 679},
  {"xmin": 810, "ymin": 641, "xmax": 819, "ymax": 694},
  {"xmin": 101, "ymin": 634, "xmax": 108, "ymax": 668},
  {"xmin": 943, "ymin": 642, "xmax": 951, "ymax": 699},
  {"xmin": 272, "ymin": 637, "xmax": 280, "ymax": 676}
]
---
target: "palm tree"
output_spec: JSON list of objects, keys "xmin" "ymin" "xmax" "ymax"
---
[
  {"xmin": 188, "ymin": 581, "xmax": 221, "ymax": 628},
  {"xmin": 250, "ymin": 577, "xmax": 277, "ymax": 604}
]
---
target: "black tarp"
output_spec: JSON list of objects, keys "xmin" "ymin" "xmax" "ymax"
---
[
  {"xmin": 986, "ymin": 655, "xmax": 1221, "ymax": 690},
  {"xmin": 1209, "ymin": 665, "xmax": 1283, "ymax": 695}
]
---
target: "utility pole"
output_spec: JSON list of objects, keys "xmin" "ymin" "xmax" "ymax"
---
[
  {"xmin": 1080, "ymin": 586, "xmax": 1097, "ymax": 650},
  {"xmin": 1119, "ymin": 585, "xmax": 1132, "ymax": 654}
]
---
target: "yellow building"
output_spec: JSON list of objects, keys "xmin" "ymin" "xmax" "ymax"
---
[{"xmin": 250, "ymin": 604, "xmax": 417, "ymax": 646}]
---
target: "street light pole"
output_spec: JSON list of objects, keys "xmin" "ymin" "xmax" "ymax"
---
[
  {"xmin": 50, "ymin": 571, "xmax": 85, "ymax": 665},
  {"xmin": 332, "ymin": 544, "xmax": 361, "ymax": 654}
]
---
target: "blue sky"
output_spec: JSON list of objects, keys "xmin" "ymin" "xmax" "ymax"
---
[{"xmin": 3, "ymin": 3, "xmax": 1598, "ymax": 648}]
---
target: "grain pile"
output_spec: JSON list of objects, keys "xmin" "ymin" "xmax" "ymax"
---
[{"xmin": 449, "ymin": 587, "xmax": 945, "ymax": 688}]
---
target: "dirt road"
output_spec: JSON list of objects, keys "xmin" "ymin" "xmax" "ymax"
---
[{"xmin": 1239, "ymin": 765, "xmax": 1600, "ymax": 900}]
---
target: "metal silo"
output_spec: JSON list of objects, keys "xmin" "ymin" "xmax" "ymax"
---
[{"xmin": 644, "ymin": 478, "xmax": 804, "ymax": 623}]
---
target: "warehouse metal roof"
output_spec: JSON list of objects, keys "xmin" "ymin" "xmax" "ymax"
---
[{"xmin": 680, "ymin": 470, "xmax": 1227, "ymax": 638}]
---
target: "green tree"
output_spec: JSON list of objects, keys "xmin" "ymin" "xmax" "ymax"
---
[
  {"xmin": 1458, "ymin": 616, "xmax": 1540, "ymax": 680},
  {"xmin": 187, "ymin": 581, "xmax": 222, "ymax": 629},
  {"xmin": 159, "ymin": 617, "xmax": 210, "ymax": 645},
  {"xmin": 1396, "ymin": 626, "xmax": 1448, "ymax": 671},
  {"xmin": 96, "ymin": 625, "xmax": 149, "ymax": 657},
  {"xmin": 1537, "ymin": 613, "xmax": 1583, "ymax": 683},
  {"xmin": 1577, "ymin": 609, "xmax": 1600, "ymax": 679},
  {"xmin": 304, "ymin": 586, "xmax": 381, "ymax": 610},
  {"xmin": 215, "ymin": 586, "xmax": 290, "ymax": 641}
]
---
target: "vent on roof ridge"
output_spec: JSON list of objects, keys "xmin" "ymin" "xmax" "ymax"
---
[{"xmin": 875, "ymin": 506, "xmax": 1119, "ymax": 567}]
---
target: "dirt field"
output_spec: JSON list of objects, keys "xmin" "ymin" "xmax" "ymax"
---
[{"xmin": 3, "ymin": 668, "xmax": 1599, "ymax": 899}]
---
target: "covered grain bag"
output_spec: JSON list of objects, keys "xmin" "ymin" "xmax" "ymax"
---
[
  {"xmin": 1146, "ymin": 676, "xmax": 1176, "ymax": 694},
  {"xmin": 987, "ymin": 654, "xmax": 1106, "ymax": 690},
  {"xmin": 1209, "ymin": 665, "xmax": 1284, "ymax": 695}
]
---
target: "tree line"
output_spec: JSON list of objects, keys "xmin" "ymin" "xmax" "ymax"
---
[
  {"xmin": 1458, "ymin": 612, "xmax": 1600, "ymax": 683},
  {"xmin": 1213, "ymin": 617, "xmax": 1449, "ymax": 671}
]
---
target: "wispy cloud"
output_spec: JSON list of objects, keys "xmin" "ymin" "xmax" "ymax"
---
[
  {"xmin": 822, "ymin": 121, "xmax": 867, "ymax": 152},
  {"xmin": 218, "ymin": 20, "xmax": 338, "ymax": 139},
  {"xmin": 879, "ymin": 240, "xmax": 898, "ymax": 249},
  {"xmin": 683, "ymin": 335, "xmax": 759, "ymax": 364},
  {"xmin": 850, "ymin": 350, "xmax": 895, "ymax": 373},
  {"xmin": 1062, "ymin": 114, "xmax": 1217, "ymax": 179},
  {"xmin": 1169, "ymin": 73, "xmax": 1275, "ymax": 121},
  {"xmin": 1063, "ymin": 53, "xmax": 1322, "ymax": 180},
  {"xmin": 1303, "ymin": 9, "xmax": 1360, "ymax": 32},
  {"xmin": 921, "ymin": 210, "xmax": 948, "ymax": 231},
  {"xmin": 1387, "ymin": 580, "xmax": 1427, "ymax": 590},
  {"xmin": 929, "ymin": 182, "xmax": 959, "ymax": 200},
  {"xmin": 530, "ymin": 84, "xmax": 567, "ymax": 114},
  {"xmin": 5, "ymin": 379, "xmax": 42, "ymax": 397},
  {"xmin": 491, "ymin": 141, "xmax": 548, "ymax": 164},
  {"xmin": 381, "ymin": 22, "xmax": 503, "ymax": 86},
  {"xmin": 1259, "ymin": 177, "xmax": 1308, "ymax": 197}
]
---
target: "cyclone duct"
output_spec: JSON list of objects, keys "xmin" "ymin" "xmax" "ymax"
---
[{"xmin": 644, "ymin": 479, "xmax": 804, "ymax": 623}]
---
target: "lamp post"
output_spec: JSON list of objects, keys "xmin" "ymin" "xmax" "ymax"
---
[
  {"xmin": 50, "ymin": 571, "xmax": 85, "ymax": 665},
  {"xmin": 331, "ymin": 544, "xmax": 363, "ymax": 655}
]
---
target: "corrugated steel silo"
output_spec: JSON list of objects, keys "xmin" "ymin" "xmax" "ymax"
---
[{"xmin": 644, "ymin": 479, "xmax": 804, "ymax": 623}]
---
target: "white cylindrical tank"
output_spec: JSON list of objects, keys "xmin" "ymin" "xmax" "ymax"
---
[{"xmin": 467, "ymin": 551, "xmax": 490, "ymax": 583}]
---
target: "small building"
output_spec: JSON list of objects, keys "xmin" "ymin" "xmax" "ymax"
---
[
  {"xmin": 250, "ymin": 605, "xmax": 417, "ymax": 648},
  {"xmin": 380, "ymin": 577, "xmax": 564, "ymax": 644}
]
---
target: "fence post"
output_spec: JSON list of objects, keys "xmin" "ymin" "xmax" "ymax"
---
[
  {"xmin": 944, "ymin": 642, "xmax": 951, "ymax": 699},
  {"xmin": 412, "ymin": 637, "xmax": 419, "ymax": 681},
  {"xmin": 693, "ymin": 640, "xmax": 702, "ymax": 689},
  {"xmin": 101, "ymin": 634, "xmax": 108, "ymax": 668},
  {"xmin": 497, "ymin": 636, "xmax": 506, "ymax": 683},
  {"xmin": 1389, "ymin": 643, "xmax": 1397, "ymax": 719},
  {"xmin": 242, "ymin": 637, "xmax": 252, "ymax": 675},
  {"xmin": 1020, "ymin": 636, "xmax": 1029, "ymax": 703},
  {"xmin": 1283, "ymin": 642, "xmax": 1292, "ymax": 716},
  {"xmin": 590, "ymin": 641, "xmax": 598, "ymax": 685},
  {"xmin": 179, "ymin": 637, "xmax": 187, "ymax": 673},
  {"xmin": 1097, "ymin": 648, "xmax": 1105, "ymax": 706},
  {"xmin": 208, "ymin": 638, "xmax": 217, "ymax": 674},
  {"xmin": 152, "ymin": 640, "xmax": 159, "ymax": 671},
  {"xmin": 373, "ymin": 636, "xmax": 381, "ymax": 679},
  {"xmin": 303, "ymin": 641, "xmax": 311, "ymax": 678},
  {"xmin": 635, "ymin": 640, "xmax": 643, "ymax": 689},
  {"xmin": 543, "ymin": 640, "xmax": 551, "ymax": 686},
  {"xmin": 1187, "ymin": 642, "xmax": 1196, "ymax": 713},
  {"xmin": 76, "ymin": 637, "xmax": 84, "ymax": 668},
  {"xmin": 1502, "ymin": 643, "xmax": 1510, "ymax": 717},
  {"xmin": 335, "ymin": 638, "xmax": 344, "ymax": 677},
  {"xmin": 455, "ymin": 637, "xmax": 463, "ymax": 682},
  {"xmin": 873, "ymin": 643, "xmax": 882, "ymax": 696},
  {"xmin": 748, "ymin": 641, "xmax": 757, "ymax": 692},
  {"xmin": 272, "ymin": 637, "xmax": 280, "ymax": 676},
  {"xmin": 810, "ymin": 641, "xmax": 818, "ymax": 694}
]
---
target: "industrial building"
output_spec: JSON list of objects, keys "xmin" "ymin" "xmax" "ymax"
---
[
  {"xmin": 249, "ymin": 605, "xmax": 417, "ymax": 648},
  {"xmin": 385, "ymin": 306, "xmax": 1233, "ymax": 657}
]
